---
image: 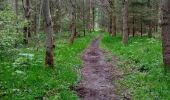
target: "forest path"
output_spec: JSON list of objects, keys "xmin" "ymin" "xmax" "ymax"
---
[{"xmin": 76, "ymin": 35, "xmax": 118, "ymax": 100}]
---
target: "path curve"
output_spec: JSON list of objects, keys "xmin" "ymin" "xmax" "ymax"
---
[{"xmin": 76, "ymin": 36, "xmax": 117, "ymax": 100}]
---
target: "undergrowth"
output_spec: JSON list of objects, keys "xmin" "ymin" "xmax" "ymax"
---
[
  {"xmin": 0, "ymin": 33, "xmax": 94, "ymax": 99},
  {"xmin": 101, "ymin": 33, "xmax": 170, "ymax": 100}
]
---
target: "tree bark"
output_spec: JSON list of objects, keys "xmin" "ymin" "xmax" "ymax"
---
[
  {"xmin": 122, "ymin": 0, "xmax": 129, "ymax": 45},
  {"xmin": 34, "ymin": 0, "xmax": 43, "ymax": 48},
  {"xmin": 148, "ymin": 22, "xmax": 152, "ymax": 38},
  {"xmin": 15, "ymin": 0, "xmax": 19, "ymax": 33},
  {"xmin": 109, "ymin": 14, "xmax": 113, "ymax": 36},
  {"xmin": 93, "ymin": 7, "xmax": 95, "ymax": 31},
  {"xmin": 35, "ymin": 0, "xmax": 43, "ymax": 35},
  {"xmin": 88, "ymin": 0, "xmax": 92, "ymax": 32},
  {"xmin": 132, "ymin": 14, "xmax": 135, "ymax": 37},
  {"xmin": 83, "ymin": 0, "xmax": 86, "ymax": 36},
  {"xmin": 141, "ymin": 17, "xmax": 143, "ymax": 37},
  {"xmin": 55, "ymin": 0, "xmax": 61, "ymax": 33},
  {"xmin": 108, "ymin": 0, "xmax": 116, "ymax": 36},
  {"xmin": 147, "ymin": 0, "xmax": 152, "ymax": 38},
  {"xmin": 43, "ymin": 0, "xmax": 54, "ymax": 67},
  {"xmin": 113, "ymin": 15, "xmax": 116, "ymax": 36},
  {"xmin": 69, "ymin": 0, "xmax": 77, "ymax": 44},
  {"xmin": 22, "ymin": 0, "xmax": 31, "ymax": 44},
  {"xmin": 161, "ymin": 0, "xmax": 170, "ymax": 68}
]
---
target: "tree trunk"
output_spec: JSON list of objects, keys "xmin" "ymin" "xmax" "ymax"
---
[
  {"xmin": 93, "ymin": 7, "xmax": 95, "ymax": 31},
  {"xmin": 113, "ymin": 15, "xmax": 116, "ymax": 36},
  {"xmin": 132, "ymin": 14, "xmax": 135, "ymax": 37},
  {"xmin": 22, "ymin": 0, "xmax": 31, "ymax": 44},
  {"xmin": 122, "ymin": 0, "xmax": 129, "ymax": 45},
  {"xmin": 35, "ymin": 0, "xmax": 43, "ymax": 48},
  {"xmin": 109, "ymin": 14, "xmax": 113, "ymax": 36},
  {"xmin": 15, "ymin": 0, "xmax": 18, "ymax": 33},
  {"xmin": 141, "ymin": 17, "xmax": 143, "ymax": 37},
  {"xmin": 161, "ymin": 0, "xmax": 170, "ymax": 68},
  {"xmin": 148, "ymin": 22, "xmax": 152, "ymax": 38},
  {"xmin": 69, "ymin": 0, "xmax": 76, "ymax": 44},
  {"xmin": 147, "ymin": 0, "xmax": 152, "ymax": 38},
  {"xmin": 109, "ymin": 0, "xmax": 116, "ymax": 36},
  {"xmin": 88, "ymin": 0, "xmax": 92, "ymax": 32},
  {"xmin": 83, "ymin": 0, "xmax": 86, "ymax": 36},
  {"xmin": 43, "ymin": 0, "xmax": 54, "ymax": 67},
  {"xmin": 55, "ymin": 0, "xmax": 61, "ymax": 33},
  {"xmin": 35, "ymin": 0, "xmax": 43, "ymax": 35}
]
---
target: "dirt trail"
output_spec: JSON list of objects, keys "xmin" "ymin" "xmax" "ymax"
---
[{"xmin": 76, "ymin": 36, "xmax": 118, "ymax": 100}]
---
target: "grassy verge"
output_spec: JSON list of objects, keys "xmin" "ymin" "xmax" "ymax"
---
[
  {"xmin": 0, "ymin": 33, "xmax": 94, "ymax": 99},
  {"xmin": 101, "ymin": 33, "xmax": 170, "ymax": 100}
]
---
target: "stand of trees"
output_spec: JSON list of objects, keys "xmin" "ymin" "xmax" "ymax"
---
[{"xmin": 0, "ymin": 0, "xmax": 170, "ymax": 68}]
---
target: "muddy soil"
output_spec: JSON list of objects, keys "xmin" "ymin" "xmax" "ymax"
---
[{"xmin": 76, "ymin": 37, "xmax": 119, "ymax": 100}]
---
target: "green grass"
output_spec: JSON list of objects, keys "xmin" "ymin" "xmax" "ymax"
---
[
  {"xmin": 101, "ymin": 33, "xmax": 170, "ymax": 100},
  {"xmin": 0, "ymin": 33, "xmax": 94, "ymax": 99}
]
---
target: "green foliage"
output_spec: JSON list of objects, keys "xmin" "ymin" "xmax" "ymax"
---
[
  {"xmin": 101, "ymin": 33, "xmax": 170, "ymax": 100},
  {"xmin": 0, "ymin": 7, "xmax": 23, "ymax": 61},
  {"xmin": 0, "ymin": 34, "xmax": 94, "ymax": 99}
]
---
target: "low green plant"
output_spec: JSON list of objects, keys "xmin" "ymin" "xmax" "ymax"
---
[
  {"xmin": 0, "ymin": 32, "xmax": 94, "ymax": 99},
  {"xmin": 101, "ymin": 33, "xmax": 170, "ymax": 100},
  {"xmin": 0, "ymin": 7, "xmax": 24, "ymax": 61}
]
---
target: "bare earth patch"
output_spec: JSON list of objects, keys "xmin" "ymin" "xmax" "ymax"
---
[{"xmin": 75, "ymin": 37, "xmax": 120, "ymax": 100}]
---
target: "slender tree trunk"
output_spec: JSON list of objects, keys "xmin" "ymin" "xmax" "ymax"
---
[
  {"xmin": 43, "ymin": 0, "xmax": 54, "ymax": 66},
  {"xmin": 148, "ymin": 0, "xmax": 152, "ymax": 38},
  {"xmin": 109, "ymin": 14, "xmax": 113, "ymax": 36},
  {"xmin": 113, "ymin": 15, "xmax": 116, "ymax": 36},
  {"xmin": 36, "ymin": 0, "xmax": 43, "ymax": 35},
  {"xmin": 109, "ymin": 0, "xmax": 116, "ymax": 36},
  {"xmin": 74, "ymin": 0, "xmax": 78, "ymax": 37},
  {"xmin": 69, "ymin": 0, "xmax": 76, "ymax": 44},
  {"xmin": 122, "ymin": 0, "xmax": 129, "ymax": 45},
  {"xmin": 143, "ymin": 26, "xmax": 146, "ymax": 34},
  {"xmin": 93, "ymin": 7, "xmax": 95, "ymax": 31},
  {"xmin": 141, "ymin": 17, "xmax": 143, "ymax": 37},
  {"xmin": 22, "ymin": 0, "xmax": 31, "ymax": 44},
  {"xmin": 132, "ymin": 14, "xmax": 135, "ymax": 37},
  {"xmin": 161, "ymin": 0, "xmax": 170, "ymax": 68},
  {"xmin": 112, "ymin": 15, "xmax": 116, "ymax": 36},
  {"xmin": 88, "ymin": 0, "xmax": 92, "ymax": 32},
  {"xmin": 35, "ymin": 0, "xmax": 43, "ymax": 48},
  {"xmin": 83, "ymin": 0, "xmax": 86, "ymax": 36},
  {"xmin": 148, "ymin": 22, "xmax": 152, "ymax": 38},
  {"xmin": 55, "ymin": 0, "xmax": 61, "ymax": 33},
  {"xmin": 155, "ymin": 24, "xmax": 158, "ymax": 32},
  {"xmin": 15, "ymin": 0, "xmax": 18, "ymax": 33}
]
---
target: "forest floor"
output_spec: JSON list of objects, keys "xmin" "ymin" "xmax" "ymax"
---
[
  {"xmin": 75, "ymin": 35, "xmax": 120, "ymax": 100},
  {"xmin": 0, "ymin": 33, "xmax": 95, "ymax": 99},
  {"xmin": 101, "ymin": 33, "xmax": 170, "ymax": 100},
  {"xmin": 1, "ymin": 31, "xmax": 170, "ymax": 99}
]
